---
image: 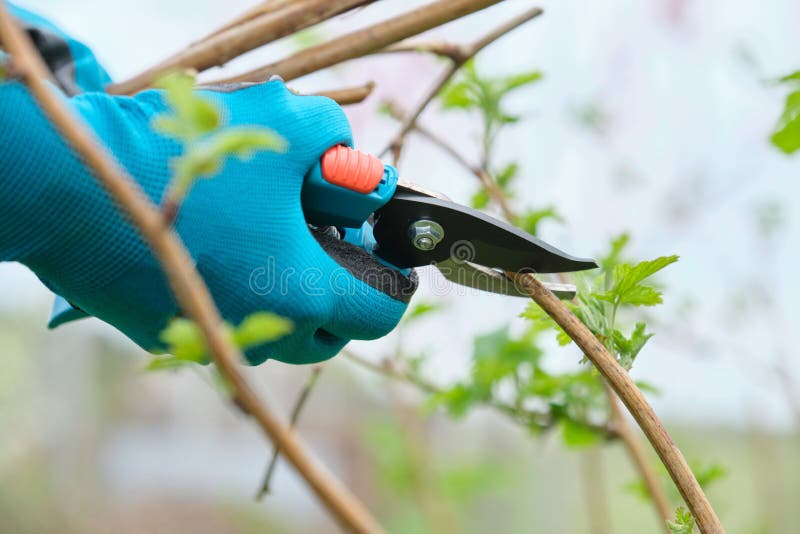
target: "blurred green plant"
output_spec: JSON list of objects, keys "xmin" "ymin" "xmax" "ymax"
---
[
  {"xmin": 149, "ymin": 312, "xmax": 293, "ymax": 371},
  {"xmin": 770, "ymin": 70, "xmax": 800, "ymax": 154}
]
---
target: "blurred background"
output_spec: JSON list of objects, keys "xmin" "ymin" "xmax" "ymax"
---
[{"xmin": 2, "ymin": 0, "xmax": 799, "ymax": 532}]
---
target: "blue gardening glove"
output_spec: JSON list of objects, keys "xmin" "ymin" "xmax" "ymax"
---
[{"xmin": 0, "ymin": 8, "xmax": 416, "ymax": 365}]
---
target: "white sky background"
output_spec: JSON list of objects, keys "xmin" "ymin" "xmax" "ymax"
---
[{"xmin": 3, "ymin": 0, "xmax": 800, "ymax": 431}]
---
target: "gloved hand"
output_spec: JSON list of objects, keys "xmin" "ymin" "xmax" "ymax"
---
[{"xmin": 0, "ymin": 7, "xmax": 416, "ymax": 365}]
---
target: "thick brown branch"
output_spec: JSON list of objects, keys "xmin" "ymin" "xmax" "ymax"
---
[
  {"xmin": 604, "ymin": 384, "xmax": 672, "ymax": 531},
  {"xmin": 508, "ymin": 273, "xmax": 723, "ymax": 533},
  {"xmin": 108, "ymin": 0, "xmax": 376, "ymax": 95},
  {"xmin": 212, "ymin": 0, "xmax": 509, "ymax": 84},
  {"xmin": 205, "ymin": 0, "xmax": 298, "ymax": 39},
  {"xmin": 314, "ymin": 81, "xmax": 375, "ymax": 105},
  {"xmin": 380, "ymin": 7, "xmax": 544, "ymax": 163},
  {"xmin": 0, "ymin": 7, "xmax": 384, "ymax": 534}
]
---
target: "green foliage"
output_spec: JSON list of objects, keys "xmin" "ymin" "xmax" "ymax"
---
[
  {"xmin": 668, "ymin": 507, "xmax": 696, "ymax": 534},
  {"xmin": 612, "ymin": 322, "xmax": 653, "ymax": 369},
  {"xmin": 147, "ymin": 312, "xmax": 292, "ymax": 371},
  {"xmin": 770, "ymin": 70, "xmax": 800, "ymax": 154},
  {"xmin": 153, "ymin": 71, "xmax": 286, "ymax": 203},
  {"xmin": 523, "ymin": 235, "xmax": 677, "ymax": 372},
  {"xmin": 428, "ymin": 325, "xmax": 608, "ymax": 445},
  {"xmin": 439, "ymin": 60, "xmax": 546, "ymax": 217},
  {"xmin": 594, "ymin": 255, "xmax": 679, "ymax": 307}
]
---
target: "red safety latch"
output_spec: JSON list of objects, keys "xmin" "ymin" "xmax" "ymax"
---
[{"xmin": 320, "ymin": 145, "xmax": 385, "ymax": 194}]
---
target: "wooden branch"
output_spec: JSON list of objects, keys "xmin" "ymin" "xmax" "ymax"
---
[
  {"xmin": 257, "ymin": 364, "xmax": 325, "ymax": 499},
  {"xmin": 605, "ymin": 384, "xmax": 672, "ymax": 531},
  {"xmin": 205, "ymin": 0, "xmax": 298, "ymax": 39},
  {"xmin": 0, "ymin": 7, "xmax": 384, "ymax": 534},
  {"xmin": 314, "ymin": 81, "xmax": 375, "ymax": 105},
  {"xmin": 108, "ymin": 0, "xmax": 376, "ymax": 95},
  {"xmin": 379, "ymin": 7, "xmax": 544, "ymax": 164},
  {"xmin": 211, "ymin": 0, "xmax": 509, "ymax": 84},
  {"xmin": 507, "ymin": 273, "xmax": 723, "ymax": 533}
]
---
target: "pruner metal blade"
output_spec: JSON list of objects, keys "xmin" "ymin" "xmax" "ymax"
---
[
  {"xmin": 435, "ymin": 258, "xmax": 577, "ymax": 300},
  {"xmin": 371, "ymin": 188, "xmax": 597, "ymax": 297}
]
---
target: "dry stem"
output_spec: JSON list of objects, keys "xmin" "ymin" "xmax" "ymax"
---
[
  {"xmin": 212, "ymin": 0, "xmax": 508, "ymax": 84},
  {"xmin": 508, "ymin": 272, "xmax": 723, "ymax": 533},
  {"xmin": 0, "ymin": 7, "xmax": 384, "ymax": 533},
  {"xmin": 108, "ymin": 0, "xmax": 376, "ymax": 95}
]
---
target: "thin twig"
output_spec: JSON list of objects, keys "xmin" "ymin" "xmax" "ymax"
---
[
  {"xmin": 257, "ymin": 365, "xmax": 325, "ymax": 499},
  {"xmin": 581, "ymin": 448, "xmax": 612, "ymax": 534},
  {"xmin": 604, "ymin": 384, "xmax": 672, "ymax": 531},
  {"xmin": 384, "ymin": 101, "xmax": 517, "ymax": 221},
  {"xmin": 379, "ymin": 7, "xmax": 544, "ymax": 164},
  {"xmin": 341, "ymin": 350, "xmax": 617, "ymax": 440},
  {"xmin": 211, "ymin": 0, "xmax": 509, "ymax": 84},
  {"xmin": 0, "ymin": 8, "xmax": 384, "ymax": 533},
  {"xmin": 507, "ymin": 272, "xmax": 723, "ymax": 533},
  {"xmin": 108, "ymin": 0, "xmax": 376, "ymax": 95}
]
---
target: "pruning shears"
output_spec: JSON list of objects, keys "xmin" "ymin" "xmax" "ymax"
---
[{"xmin": 302, "ymin": 146, "xmax": 597, "ymax": 299}]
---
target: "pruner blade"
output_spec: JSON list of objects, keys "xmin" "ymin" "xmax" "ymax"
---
[
  {"xmin": 435, "ymin": 258, "xmax": 577, "ymax": 300},
  {"xmin": 371, "ymin": 189, "xmax": 597, "ymax": 297}
]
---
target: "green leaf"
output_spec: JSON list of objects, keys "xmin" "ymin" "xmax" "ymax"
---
[
  {"xmin": 428, "ymin": 383, "xmax": 479, "ymax": 418},
  {"xmin": 232, "ymin": 312, "xmax": 293, "ymax": 350},
  {"xmin": 471, "ymin": 328, "xmax": 539, "ymax": 393},
  {"xmin": 776, "ymin": 70, "xmax": 800, "ymax": 84},
  {"xmin": 159, "ymin": 318, "xmax": 209, "ymax": 364},
  {"xmin": 471, "ymin": 188, "xmax": 490, "ymax": 209},
  {"xmin": 599, "ymin": 233, "xmax": 630, "ymax": 270},
  {"xmin": 144, "ymin": 355, "xmax": 202, "ymax": 372},
  {"xmin": 170, "ymin": 127, "xmax": 287, "ymax": 200},
  {"xmin": 500, "ymin": 71, "xmax": 544, "ymax": 93},
  {"xmin": 618, "ymin": 284, "xmax": 664, "ymax": 306},
  {"xmin": 495, "ymin": 162, "xmax": 519, "ymax": 188},
  {"xmin": 517, "ymin": 206, "xmax": 563, "ymax": 236},
  {"xmin": 439, "ymin": 80, "xmax": 477, "ymax": 110},
  {"xmin": 154, "ymin": 71, "xmax": 221, "ymax": 140},
  {"xmin": 667, "ymin": 507, "xmax": 695, "ymax": 534},
  {"xmin": 404, "ymin": 301, "xmax": 446, "ymax": 324},
  {"xmin": 561, "ymin": 418, "xmax": 601, "ymax": 448},
  {"xmin": 771, "ymin": 90, "xmax": 800, "ymax": 154},
  {"xmin": 596, "ymin": 255, "xmax": 679, "ymax": 307},
  {"xmin": 615, "ymin": 255, "xmax": 679, "ymax": 295},
  {"xmin": 691, "ymin": 461, "xmax": 727, "ymax": 489},
  {"xmin": 612, "ymin": 322, "xmax": 653, "ymax": 369}
]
